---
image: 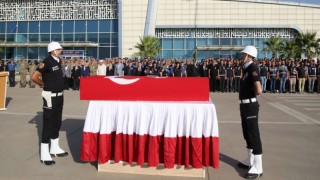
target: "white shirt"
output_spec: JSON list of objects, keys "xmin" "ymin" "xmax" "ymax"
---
[{"xmin": 97, "ymin": 64, "xmax": 107, "ymax": 76}]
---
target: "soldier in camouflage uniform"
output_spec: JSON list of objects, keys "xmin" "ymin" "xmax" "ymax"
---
[
  {"xmin": 19, "ymin": 57, "xmax": 29, "ymax": 88},
  {"xmin": 89, "ymin": 58, "xmax": 98, "ymax": 76},
  {"xmin": 28, "ymin": 60, "xmax": 37, "ymax": 88}
]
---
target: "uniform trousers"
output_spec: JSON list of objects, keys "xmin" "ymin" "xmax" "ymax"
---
[
  {"xmin": 210, "ymin": 76, "xmax": 218, "ymax": 92},
  {"xmin": 270, "ymin": 76, "xmax": 276, "ymax": 93},
  {"xmin": 279, "ymin": 77, "xmax": 287, "ymax": 92},
  {"xmin": 234, "ymin": 77, "xmax": 241, "ymax": 92},
  {"xmin": 226, "ymin": 77, "xmax": 233, "ymax": 92},
  {"xmin": 240, "ymin": 102, "xmax": 262, "ymax": 155},
  {"xmin": 42, "ymin": 94, "xmax": 63, "ymax": 143},
  {"xmin": 219, "ymin": 76, "xmax": 225, "ymax": 92},
  {"xmin": 298, "ymin": 78, "xmax": 306, "ymax": 93},
  {"xmin": 317, "ymin": 75, "xmax": 320, "ymax": 92},
  {"xmin": 308, "ymin": 76, "xmax": 316, "ymax": 93},
  {"xmin": 9, "ymin": 71, "xmax": 15, "ymax": 87}
]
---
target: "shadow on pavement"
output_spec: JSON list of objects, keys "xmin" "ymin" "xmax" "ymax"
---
[
  {"xmin": 219, "ymin": 153, "xmax": 247, "ymax": 179},
  {"xmin": 5, "ymin": 97, "xmax": 12, "ymax": 108},
  {"xmin": 28, "ymin": 113, "xmax": 97, "ymax": 168}
]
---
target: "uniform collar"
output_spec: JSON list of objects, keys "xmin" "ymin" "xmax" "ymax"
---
[
  {"xmin": 243, "ymin": 61, "xmax": 253, "ymax": 69},
  {"xmin": 51, "ymin": 55, "xmax": 60, "ymax": 63}
]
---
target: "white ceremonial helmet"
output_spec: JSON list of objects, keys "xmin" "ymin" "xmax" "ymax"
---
[
  {"xmin": 241, "ymin": 46, "xmax": 257, "ymax": 59},
  {"xmin": 48, "ymin": 42, "xmax": 63, "ymax": 53}
]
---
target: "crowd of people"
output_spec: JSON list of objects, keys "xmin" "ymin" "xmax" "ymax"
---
[{"xmin": 1, "ymin": 57, "xmax": 319, "ymax": 94}]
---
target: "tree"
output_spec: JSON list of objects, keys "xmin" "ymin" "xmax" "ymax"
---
[
  {"xmin": 294, "ymin": 32, "xmax": 319, "ymax": 59},
  {"xmin": 279, "ymin": 39, "xmax": 299, "ymax": 59},
  {"xmin": 134, "ymin": 36, "xmax": 161, "ymax": 58},
  {"xmin": 263, "ymin": 35, "xmax": 284, "ymax": 59}
]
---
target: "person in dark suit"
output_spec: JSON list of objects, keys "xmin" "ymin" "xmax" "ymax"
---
[
  {"xmin": 200, "ymin": 61, "xmax": 209, "ymax": 77},
  {"xmin": 71, "ymin": 61, "xmax": 81, "ymax": 90},
  {"xmin": 80, "ymin": 60, "xmax": 90, "ymax": 77}
]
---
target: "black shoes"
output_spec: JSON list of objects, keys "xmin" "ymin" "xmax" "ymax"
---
[
  {"xmin": 51, "ymin": 152, "xmax": 69, "ymax": 157},
  {"xmin": 245, "ymin": 173, "xmax": 263, "ymax": 179},
  {"xmin": 41, "ymin": 160, "xmax": 56, "ymax": 166}
]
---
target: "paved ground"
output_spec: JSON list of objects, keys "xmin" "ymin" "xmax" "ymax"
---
[{"xmin": 0, "ymin": 82, "xmax": 320, "ymax": 180}]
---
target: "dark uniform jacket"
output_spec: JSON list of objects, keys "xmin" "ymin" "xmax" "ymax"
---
[
  {"xmin": 239, "ymin": 62, "xmax": 261, "ymax": 100},
  {"xmin": 36, "ymin": 56, "xmax": 64, "ymax": 92}
]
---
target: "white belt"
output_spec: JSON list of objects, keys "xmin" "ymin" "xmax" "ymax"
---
[
  {"xmin": 51, "ymin": 92, "xmax": 63, "ymax": 97},
  {"xmin": 240, "ymin": 98, "xmax": 257, "ymax": 104}
]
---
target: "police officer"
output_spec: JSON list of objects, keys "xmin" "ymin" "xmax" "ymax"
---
[
  {"xmin": 226, "ymin": 61, "xmax": 234, "ymax": 92},
  {"xmin": 209, "ymin": 60, "xmax": 219, "ymax": 92},
  {"xmin": 234, "ymin": 60, "xmax": 242, "ymax": 93},
  {"xmin": 308, "ymin": 60, "xmax": 317, "ymax": 93},
  {"xmin": 268, "ymin": 61, "xmax": 278, "ymax": 93},
  {"xmin": 260, "ymin": 61, "xmax": 268, "ymax": 93},
  {"xmin": 31, "ymin": 42, "xmax": 68, "ymax": 166},
  {"xmin": 288, "ymin": 61, "xmax": 297, "ymax": 93},
  {"xmin": 28, "ymin": 60, "xmax": 37, "ymax": 88},
  {"xmin": 237, "ymin": 46, "xmax": 263, "ymax": 179},
  {"xmin": 218, "ymin": 60, "xmax": 226, "ymax": 92}
]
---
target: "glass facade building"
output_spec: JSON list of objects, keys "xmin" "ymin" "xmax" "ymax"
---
[
  {"xmin": 156, "ymin": 28, "xmax": 300, "ymax": 60},
  {"xmin": 0, "ymin": 0, "xmax": 118, "ymax": 61}
]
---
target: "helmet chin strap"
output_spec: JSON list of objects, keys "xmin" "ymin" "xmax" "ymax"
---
[{"xmin": 243, "ymin": 54, "xmax": 248, "ymax": 63}]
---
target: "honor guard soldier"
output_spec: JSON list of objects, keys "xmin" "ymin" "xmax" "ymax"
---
[
  {"xmin": 28, "ymin": 60, "xmax": 37, "ymax": 88},
  {"xmin": 31, "ymin": 42, "xmax": 68, "ymax": 166},
  {"xmin": 238, "ymin": 46, "xmax": 263, "ymax": 179},
  {"xmin": 234, "ymin": 60, "xmax": 242, "ymax": 92},
  {"xmin": 308, "ymin": 60, "xmax": 317, "ymax": 93},
  {"xmin": 19, "ymin": 57, "xmax": 29, "ymax": 88},
  {"xmin": 218, "ymin": 60, "xmax": 226, "ymax": 92}
]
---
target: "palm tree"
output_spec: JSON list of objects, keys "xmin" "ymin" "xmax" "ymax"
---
[
  {"xmin": 279, "ymin": 39, "xmax": 299, "ymax": 59},
  {"xmin": 294, "ymin": 32, "xmax": 318, "ymax": 59},
  {"xmin": 134, "ymin": 36, "xmax": 161, "ymax": 58},
  {"xmin": 263, "ymin": 36, "xmax": 284, "ymax": 59}
]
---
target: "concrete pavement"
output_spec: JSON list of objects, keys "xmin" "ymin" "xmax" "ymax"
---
[{"xmin": 0, "ymin": 85, "xmax": 319, "ymax": 180}]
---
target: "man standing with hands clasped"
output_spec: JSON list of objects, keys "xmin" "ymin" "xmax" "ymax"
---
[
  {"xmin": 237, "ymin": 46, "xmax": 263, "ymax": 179},
  {"xmin": 31, "ymin": 42, "xmax": 68, "ymax": 166}
]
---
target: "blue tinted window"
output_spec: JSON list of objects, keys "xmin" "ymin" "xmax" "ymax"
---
[
  {"xmin": 40, "ymin": 21, "xmax": 50, "ymax": 33},
  {"xmin": 87, "ymin": 20, "xmax": 98, "ymax": 32},
  {"xmin": 173, "ymin": 39, "xmax": 184, "ymax": 49},
  {"xmin": 63, "ymin": 21, "xmax": 74, "ymax": 33},
  {"xmin": 29, "ymin": 34, "xmax": 39, "ymax": 42},
  {"xmin": 0, "ymin": 34, "xmax": 4, "ymax": 41},
  {"xmin": 243, "ymin": 38, "xmax": 254, "ymax": 46},
  {"xmin": 173, "ymin": 50, "xmax": 185, "ymax": 59},
  {"xmin": 0, "ymin": 22, "xmax": 5, "ymax": 33},
  {"xmin": 16, "ymin": 47, "xmax": 27, "ymax": 59},
  {"xmin": 111, "ymin": 20, "xmax": 118, "ymax": 32},
  {"xmin": 208, "ymin": 51, "xmax": 219, "ymax": 59},
  {"xmin": 51, "ymin": 21, "xmax": 62, "ymax": 33},
  {"xmin": 111, "ymin": 33, "xmax": 118, "ymax": 46},
  {"xmin": 99, "ymin": 33, "xmax": 111, "ymax": 45},
  {"xmin": 6, "ymin": 47, "xmax": 14, "ymax": 59},
  {"xmin": 51, "ymin": 34, "xmax": 62, "ymax": 42},
  {"xmin": 186, "ymin": 39, "xmax": 195, "ymax": 49},
  {"xmin": 28, "ymin": 47, "xmax": 38, "ymax": 59},
  {"xmin": 208, "ymin": 38, "xmax": 219, "ymax": 45},
  {"xmin": 63, "ymin": 34, "xmax": 73, "ymax": 42},
  {"xmin": 185, "ymin": 50, "xmax": 194, "ymax": 59},
  {"xmin": 197, "ymin": 51, "xmax": 207, "ymax": 61},
  {"xmin": 75, "ymin": 20, "xmax": 86, "ymax": 33},
  {"xmin": 163, "ymin": 50, "xmax": 173, "ymax": 59},
  {"xmin": 40, "ymin": 34, "xmax": 50, "ymax": 42},
  {"xmin": 29, "ymin": 21, "xmax": 39, "ymax": 33},
  {"xmin": 220, "ymin": 38, "xmax": 231, "ymax": 45},
  {"xmin": 7, "ymin": 22, "xmax": 17, "ymax": 33},
  {"xmin": 99, "ymin": 47, "xmax": 110, "ymax": 59},
  {"xmin": 163, "ymin": 39, "xmax": 173, "ymax": 49},
  {"xmin": 18, "ymin": 22, "xmax": 28, "ymax": 33},
  {"xmin": 99, "ymin": 20, "xmax": 111, "ymax": 32},
  {"xmin": 75, "ymin": 34, "xmax": 86, "ymax": 42},
  {"xmin": 38, "ymin": 47, "xmax": 47, "ymax": 59},
  {"xmin": 86, "ymin": 47, "xmax": 97, "ymax": 59},
  {"xmin": 7, "ymin": 34, "xmax": 15, "ymax": 42},
  {"xmin": 17, "ymin": 34, "xmax": 27, "ymax": 42},
  {"xmin": 111, "ymin": 47, "xmax": 118, "ymax": 57},
  {"xmin": 232, "ymin": 38, "xmax": 242, "ymax": 46},
  {"xmin": 87, "ymin": 33, "xmax": 98, "ymax": 42},
  {"xmin": 197, "ymin": 39, "xmax": 207, "ymax": 46}
]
